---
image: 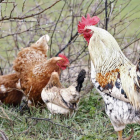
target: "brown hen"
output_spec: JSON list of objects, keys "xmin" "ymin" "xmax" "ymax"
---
[
  {"xmin": 0, "ymin": 73, "xmax": 23, "ymax": 106},
  {"xmin": 13, "ymin": 34, "xmax": 69, "ymax": 106}
]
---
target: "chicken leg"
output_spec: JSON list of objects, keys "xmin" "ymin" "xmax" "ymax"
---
[
  {"xmin": 118, "ymin": 130, "xmax": 122, "ymax": 140},
  {"xmin": 118, "ymin": 128, "xmax": 134, "ymax": 140}
]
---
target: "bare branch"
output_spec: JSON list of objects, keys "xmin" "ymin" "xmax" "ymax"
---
[
  {"xmin": 0, "ymin": 130, "xmax": 9, "ymax": 140},
  {"xmin": 22, "ymin": 0, "xmax": 27, "ymax": 12},
  {"xmin": 9, "ymin": 3, "xmax": 17, "ymax": 18},
  {"xmin": 26, "ymin": 117, "xmax": 84, "ymax": 135},
  {"xmin": 50, "ymin": 1, "xmax": 66, "ymax": 57},
  {"xmin": 0, "ymin": 0, "xmax": 61, "ymax": 21},
  {"xmin": 122, "ymin": 38, "xmax": 140, "ymax": 50},
  {"xmin": 55, "ymin": 32, "xmax": 78, "ymax": 56}
]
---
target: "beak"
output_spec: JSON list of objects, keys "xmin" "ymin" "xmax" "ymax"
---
[
  {"xmin": 79, "ymin": 34, "xmax": 83, "ymax": 37},
  {"xmin": 67, "ymin": 64, "xmax": 70, "ymax": 67}
]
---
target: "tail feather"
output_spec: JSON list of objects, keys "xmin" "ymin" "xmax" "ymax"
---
[
  {"xmin": 76, "ymin": 69, "xmax": 86, "ymax": 92},
  {"xmin": 45, "ymin": 72, "xmax": 62, "ymax": 89}
]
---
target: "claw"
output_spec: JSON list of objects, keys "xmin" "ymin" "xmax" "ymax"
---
[
  {"xmin": 121, "ymin": 128, "xmax": 134, "ymax": 140},
  {"xmin": 18, "ymin": 100, "xmax": 31, "ymax": 115}
]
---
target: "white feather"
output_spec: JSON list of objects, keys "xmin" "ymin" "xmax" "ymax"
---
[{"xmin": 88, "ymin": 26, "xmax": 139, "ymax": 109}]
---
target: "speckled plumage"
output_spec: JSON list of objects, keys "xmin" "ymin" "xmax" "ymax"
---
[
  {"xmin": 78, "ymin": 14, "xmax": 139, "ymax": 139},
  {"xmin": 87, "ymin": 26, "xmax": 140, "ymax": 109},
  {"xmin": 91, "ymin": 61, "xmax": 140, "ymax": 131}
]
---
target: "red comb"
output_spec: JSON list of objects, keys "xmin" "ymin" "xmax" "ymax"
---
[
  {"xmin": 78, "ymin": 14, "xmax": 100, "ymax": 33},
  {"xmin": 58, "ymin": 54, "xmax": 69, "ymax": 63}
]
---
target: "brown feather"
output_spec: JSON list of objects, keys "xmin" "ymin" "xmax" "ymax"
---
[
  {"xmin": 13, "ymin": 35, "xmax": 49, "ymax": 74},
  {"xmin": 45, "ymin": 72, "xmax": 62, "ymax": 89},
  {"xmin": 14, "ymin": 57, "xmax": 67, "ymax": 106},
  {"xmin": 0, "ymin": 73, "xmax": 23, "ymax": 106},
  {"xmin": 13, "ymin": 34, "xmax": 69, "ymax": 106},
  {"xmin": 96, "ymin": 69, "xmax": 119, "ymax": 88}
]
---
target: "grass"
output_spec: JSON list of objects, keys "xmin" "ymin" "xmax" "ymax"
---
[{"xmin": 1, "ymin": 91, "xmax": 140, "ymax": 140}]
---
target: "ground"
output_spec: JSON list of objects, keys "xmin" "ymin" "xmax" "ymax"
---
[{"xmin": 1, "ymin": 90, "xmax": 140, "ymax": 140}]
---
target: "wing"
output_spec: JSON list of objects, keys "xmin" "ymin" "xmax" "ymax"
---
[
  {"xmin": 0, "ymin": 73, "xmax": 23, "ymax": 106},
  {"xmin": 41, "ymin": 72, "xmax": 62, "ymax": 104},
  {"xmin": 12, "ymin": 35, "xmax": 50, "ymax": 99},
  {"xmin": 91, "ymin": 61, "xmax": 130, "ymax": 102},
  {"xmin": 0, "ymin": 73, "xmax": 20, "ymax": 92}
]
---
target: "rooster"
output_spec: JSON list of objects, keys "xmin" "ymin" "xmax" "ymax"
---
[
  {"xmin": 0, "ymin": 73, "xmax": 23, "ymax": 106},
  {"xmin": 78, "ymin": 14, "xmax": 140, "ymax": 140},
  {"xmin": 13, "ymin": 34, "xmax": 70, "ymax": 106},
  {"xmin": 41, "ymin": 69, "xmax": 86, "ymax": 115}
]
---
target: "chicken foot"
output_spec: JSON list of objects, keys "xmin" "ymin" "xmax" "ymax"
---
[{"xmin": 118, "ymin": 128, "xmax": 134, "ymax": 140}]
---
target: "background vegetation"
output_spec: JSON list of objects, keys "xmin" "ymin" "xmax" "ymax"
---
[{"xmin": 0, "ymin": 0, "xmax": 140, "ymax": 139}]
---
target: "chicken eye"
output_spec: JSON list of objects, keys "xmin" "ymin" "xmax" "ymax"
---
[
  {"xmin": 59, "ymin": 60, "xmax": 65, "ymax": 65},
  {"xmin": 85, "ymin": 29, "xmax": 90, "ymax": 32}
]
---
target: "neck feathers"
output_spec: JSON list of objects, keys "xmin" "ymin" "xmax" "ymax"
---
[
  {"xmin": 33, "ymin": 58, "xmax": 60, "ymax": 77},
  {"xmin": 88, "ymin": 26, "xmax": 140, "ymax": 109},
  {"xmin": 88, "ymin": 27, "xmax": 134, "ymax": 75}
]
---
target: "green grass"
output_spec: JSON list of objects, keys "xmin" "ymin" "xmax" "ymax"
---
[{"xmin": 1, "ymin": 91, "xmax": 140, "ymax": 140}]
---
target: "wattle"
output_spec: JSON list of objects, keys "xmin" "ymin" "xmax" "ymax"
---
[{"xmin": 60, "ymin": 66, "xmax": 67, "ymax": 70}]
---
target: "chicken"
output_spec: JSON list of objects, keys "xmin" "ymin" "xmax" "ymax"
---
[
  {"xmin": 41, "ymin": 69, "xmax": 86, "ymax": 115},
  {"xmin": 0, "ymin": 35, "xmax": 50, "ymax": 106},
  {"xmin": 78, "ymin": 14, "xmax": 140, "ymax": 140},
  {"xmin": 13, "ymin": 34, "xmax": 70, "ymax": 106},
  {"xmin": 0, "ymin": 73, "xmax": 23, "ymax": 106}
]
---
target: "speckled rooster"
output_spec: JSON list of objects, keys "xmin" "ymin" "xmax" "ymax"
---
[{"xmin": 78, "ymin": 14, "xmax": 140, "ymax": 140}]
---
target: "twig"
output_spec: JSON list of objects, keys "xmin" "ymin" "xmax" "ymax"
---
[
  {"xmin": 0, "ymin": 0, "xmax": 61, "ymax": 21},
  {"xmin": 105, "ymin": 0, "xmax": 108, "ymax": 30},
  {"xmin": 122, "ymin": 37, "xmax": 140, "ymax": 50},
  {"xmin": 112, "ymin": 0, "xmax": 132, "ymax": 21},
  {"xmin": 19, "ymin": 121, "xmax": 38, "ymax": 136},
  {"xmin": 0, "ymin": 130, "xmax": 9, "ymax": 140},
  {"xmin": 9, "ymin": 3, "xmax": 17, "ymax": 18},
  {"xmin": 0, "ymin": 107, "xmax": 12, "ymax": 121},
  {"xmin": 0, "ymin": 67, "xmax": 3, "ymax": 75},
  {"xmin": 95, "ymin": 0, "xmax": 116, "ymax": 16},
  {"xmin": 85, "ymin": 0, "xmax": 94, "ymax": 16},
  {"xmin": 26, "ymin": 117, "xmax": 84, "ymax": 135},
  {"xmin": 55, "ymin": 32, "xmax": 78, "ymax": 56},
  {"xmin": 81, "ymin": 83, "xmax": 94, "ymax": 97},
  {"xmin": 0, "ymin": 0, "xmax": 4, "ymax": 3},
  {"xmin": 22, "ymin": 0, "xmax": 26, "ymax": 12},
  {"xmin": 50, "ymin": 1, "xmax": 66, "ymax": 57},
  {"xmin": 70, "ymin": 44, "xmax": 87, "ymax": 64}
]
